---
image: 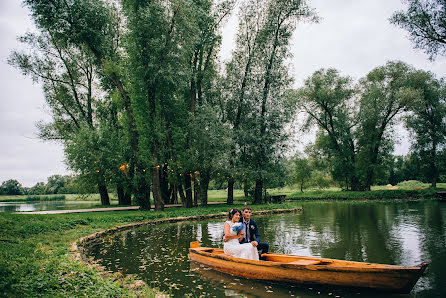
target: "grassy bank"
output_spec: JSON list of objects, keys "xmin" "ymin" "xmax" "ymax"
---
[
  {"xmin": 0, "ymin": 194, "xmax": 119, "ymax": 202},
  {"xmin": 0, "ymin": 202, "xmax": 301, "ymax": 297},
  {"xmin": 285, "ymin": 188, "xmax": 438, "ymax": 200}
]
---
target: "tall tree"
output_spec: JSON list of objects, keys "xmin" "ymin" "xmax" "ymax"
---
[
  {"xmin": 390, "ymin": 0, "xmax": 446, "ymax": 60},
  {"xmin": 293, "ymin": 155, "xmax": 312, "ymax": 192},
  {"xmin": 297, "ymin": 62, "xmax": 418, "ymax": 191},
  {"xmin": 0, "ymin": 180, "xmax": 23, "ymax": 195},
  {"xmin": 226, "ymin": 0, "xmax": 318, "ymax": 204},
  {"xmin": 405, "ymin": 70, "xmax": 446, "ymax": 187},
  {"xmin": 297, "ymin": 68, "xmax": 360, "ymax": 189},
  {"xmin": 224, "ymin": 0, "xmax": 263, "ymax": 204},
  {"xmin": 180, "ymin": 0, "xmax": 235, "ymax": 207},
  {"xmin": 357, "ymin": 61, "xmax": 417, "ymax": 190},
  {"xmin": 21, "ymin": 0, "xmax": 151, "ymax": 208},
  {"xmin": 9, "ymin": 27, "xmax": 112, "ymax": 205}
]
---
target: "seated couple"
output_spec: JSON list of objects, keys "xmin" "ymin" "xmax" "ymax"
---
[{"xmin": 223, "ymin": 206, "xmax": 269, "ymax": 260}]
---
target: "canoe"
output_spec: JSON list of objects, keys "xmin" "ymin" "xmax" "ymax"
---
[{"xmin": 188, "ymin": 242, "xmax": 428, "ymax": 293}]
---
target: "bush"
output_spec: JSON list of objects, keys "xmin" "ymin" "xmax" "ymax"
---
[{"xmin": 396, "ymin": 180, "xmax": 426, "ymax": 188}]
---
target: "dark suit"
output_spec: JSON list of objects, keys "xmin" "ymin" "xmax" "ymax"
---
[{"xmin": 239, "ymin": 218, "xmax": 269, "ymax": 254}]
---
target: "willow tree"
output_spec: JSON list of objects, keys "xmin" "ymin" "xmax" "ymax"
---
[
  {"xmin": 297, "ymin": 69, "xmax": 360, "ymax": 190},
  {"xmin": 9, "ymin": 24, "xmax": 115, "ymax": 205},
  {"xmin": 228, "ymin": 0, "xmax": 317, "ymax": 203},
  {"xmin": 357, "ymin": 61, "xmax": 417, "ymax": 190},
  {"xmin": 405, "ymin": 70, "xmax": 446, "ymax": 188},
  {"xmin": 16, "ymin": 0, "xmax": 152, "ymax": 208},
  {"xmin": 390, "ymin": 0, "xmax": 446, "ymax": 60},
  {"xmin": 224, "ymin": 0, "xmax": 264, "ymax": 204},
  {"xmin": 178, "ymin": 0, "xmax": 235, "ymax": 207},
  {"xmin": 298, "ymin": 62, "xmax": 419, "ymax": 190}
]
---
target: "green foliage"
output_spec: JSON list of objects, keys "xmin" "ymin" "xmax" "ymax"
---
[
  {"xmin": 224, "ymin": 0, "xmax": 318, "ymax": 203},
  {"xmin": 297, "ymin": 68, "xmax": 360, "ymax": 189},
  {"xmin": 0, "ymin": 179, "xmax": 24, "ymax": 195},
  {"xmin": 297, "ymin": 62, "xmax": 420, "ymax": 191},
  {"xmin": 25, "ymin": 195, "xmax": 66, "ymax": 201},
  {"xmin": 396, "ymin": 180, "xmax": 426, "ymax": 188},
  {"xmin": 287, "ymin": 188, "xmax": 437, "ymax": 200},
  {"xmin": 404, "ymin": 70, "xmax": 446, "ymax": 187},
  {"xmin": 292, "ymin": 155, "xmax": 312, "ymax": 192},
  {"xmin": 390, "ymin": 0, "xmax": 446, "ymax": 60}
]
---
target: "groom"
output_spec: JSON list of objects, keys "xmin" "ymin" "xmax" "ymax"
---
[{"xmin": 224, "ymin": 206, "xmax": 269, "ymax": 258}]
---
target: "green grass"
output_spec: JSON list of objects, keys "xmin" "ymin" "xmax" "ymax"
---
[
  {"xmin": 0, "ymin": 193, "xmax": 119, "ymax": 202},
  {"xmin": 2, "ymin": 180, "xmax": 442, "ymax": 205},
  {"xmin": 0, "ymin": 202, "xmax": 301, "ymax": 297},
  {"xmin": 0, "ymin": 180, "xmax": 440, "ymax": 297},
  {"xmin": 285, "ymin": 188, "xmax": 438, "ymax": 200},
  {"xmin": 24, "ymin": 195, "xmax": 66, "ymax": 201}
]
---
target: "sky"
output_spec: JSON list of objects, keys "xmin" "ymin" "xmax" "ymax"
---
[{"xmin": 1, "ymin": 0, "xmax": 446, "ymax": 187}]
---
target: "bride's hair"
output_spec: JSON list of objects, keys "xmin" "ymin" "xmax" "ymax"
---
[{"xmin": 228, "ymin": 208, "xmax": 241, "ymax": 220}]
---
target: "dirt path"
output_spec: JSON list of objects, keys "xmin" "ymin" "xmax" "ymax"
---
[{"xmin": 19, "ymin": 202, "xmax": 227, "ymax": 214}]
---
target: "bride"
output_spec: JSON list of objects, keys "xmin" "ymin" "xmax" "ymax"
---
[{"xmin": 223, "ymin": 208, "xmax": 259, "ymax": 260}]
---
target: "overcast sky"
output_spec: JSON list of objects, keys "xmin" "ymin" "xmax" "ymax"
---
[{"xmin": 1, "ymin": 0, "xmax": 446, "ymax": 187}]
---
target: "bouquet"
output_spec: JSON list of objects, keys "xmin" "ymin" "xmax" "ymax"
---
[{"xmin": 231, "ymin": 222, "xmax": 244, "ymax": 235}]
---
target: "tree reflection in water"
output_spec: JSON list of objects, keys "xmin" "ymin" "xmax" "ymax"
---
[{"xmin": 85, "ymin": 200, "xmax": 445, "ymax": 297}]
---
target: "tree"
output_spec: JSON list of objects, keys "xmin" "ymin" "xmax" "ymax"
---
[
  {"xmin": 390, "ymin": 0, "xmax": 446, "ymax": 60},
  {"xmin": 0, "ymin": 180, "xmax": 24, "ymax": 195},
  {"xmin": 9, "ymin": 29, "xmax": 112, "ymax": 205},
  {"xmin": 293, "ymin": 155, "xmax": 312, "ymax": 192},
  {"xmin": 405, "ymin": 70, "xmax": 446, "ymax": 187},
  {"xmin": 297, "ymin": 62, "xmax": 418, "ymax": 190},
  {"xmin": 225, "ymin": 0, "xmax": 318, "ymax": 204},
  {"xmin": 179, "ymin": 0, "xmax": 235, "ymax": 207},
  {"xmin": 29, "ymin": 182, "xmax": 46, "ymax": 195},
  {"xmin": 357, "ymin": 61, "xmax": 418, "ymax": 190},
  {"xmin": 45, "ymin": 175, "xmax": 68, "ymax": 194},
  {"xmin": 17, "ymin": 0, "xmax": 151, "ymax": 208},
  {"xmin": 297, "ymin": 68, "xmax": 360, "ymax": 189}
]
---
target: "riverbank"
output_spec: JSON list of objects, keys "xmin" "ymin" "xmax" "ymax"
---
[
  {"xmin": 0, "ymin": 202, "xmax": 300, "ymax": 297},
  {"xmin": 286, "ymin": 188, "xmax": 439, "ymax": 200}
]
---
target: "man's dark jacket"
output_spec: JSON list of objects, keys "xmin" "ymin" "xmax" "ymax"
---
[{"xmin": 239, "ymin": 219, "xmax": 261, "ymax": 243}]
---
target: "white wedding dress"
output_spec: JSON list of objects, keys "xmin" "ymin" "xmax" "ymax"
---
[{"xmin": 223, "ymin": 221, "xmax": 259, "ymax": 260}]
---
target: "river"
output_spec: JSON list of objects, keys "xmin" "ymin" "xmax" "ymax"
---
[{"xmin": 85, "ymin": 200, "xmax": 446, "ymax": 297}]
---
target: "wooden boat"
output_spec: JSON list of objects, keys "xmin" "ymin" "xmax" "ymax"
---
[{"xmin": 189, "ymin": 242, "xmax": 428, "ymax": 293}]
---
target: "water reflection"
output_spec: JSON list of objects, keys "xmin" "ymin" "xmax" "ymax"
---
[
  {"xmin": 85, "ymin": 200, "xmax": 446, "ymax": 297},
  {"xmin": 0, "ymin": 200, "xmax": 103, "ymax": 212}
]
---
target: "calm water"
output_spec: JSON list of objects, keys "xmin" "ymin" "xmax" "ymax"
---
[
  {"xmin": 0, "ymin": 200, "xmax": 102, "ymax": 212},
  {"xmin": 85, "ymin": 200, "xmax": 446, "ymax": 297}
]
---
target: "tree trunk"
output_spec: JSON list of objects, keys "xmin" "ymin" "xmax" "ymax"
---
[
  {"xmin": 160, "ymin": 163, "xmax": 169, "ymax": 203},
  {"xmin": 253, "ymin": 179, "xmax": 263, "ymax": 204},
  {"xmin": 227, "ymin": 178, "xmax": 234, "ymax": 205},
  {"xmin": 243, "ymin": 180, "xmax": 249, "ymax": 199},
  {"xmin": 152, "ymin": 166, "xmax": 164, "ymax": 211},
  {"xmin": 178, "ymin": 183, "xmax": 186, "ymax": 207},
  {"xmin": 134, "ymin": 171, "xmax": 151, "ymax": 210},
  {"xmin": 117, "ymin": 183, "xmax": 125, "ymax": 205},
  {"xmin": 200, "ymin": 171, "xmax": 210, "ymax": 206},
  {"xmin": 184, "ymin": 173, "xmax": 193, "ymax": 208},
  {"xmin": 98, "ymin": 179, "xmax": 110, "ymax": 206},
  {"xmin": 431, "ymin": 141, "xmax": 438, "ymax": 188},
  {"xmin": 123, "ymin": 191, "xmax": 132, "ymax": 205},
  {"xmin": 193, "ymin": 175, "xmax": 199, "ymax": 207},
  {"xmin": 171, "ymin": 184, "xmax": 178, "ymax": 204}
]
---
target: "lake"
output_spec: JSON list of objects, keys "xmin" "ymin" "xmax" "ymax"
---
[
  {"xmin": 0, "ymin": 200, "xmax": 103, "ymax": 212},
  {"xmin": 85, "ymin": 200, "xmax": 446, "ymax": 297}
]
